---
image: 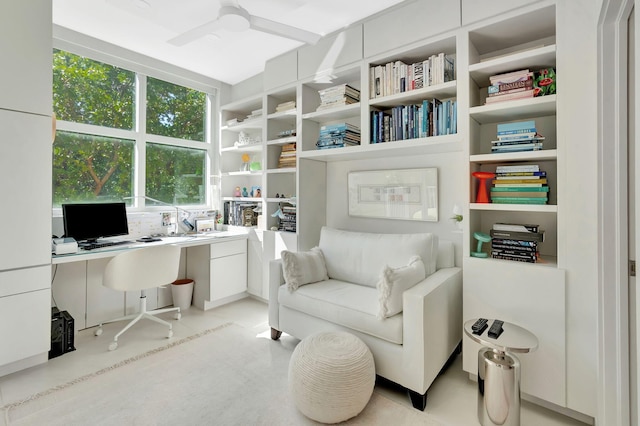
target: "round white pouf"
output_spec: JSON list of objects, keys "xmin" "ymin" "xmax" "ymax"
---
[{"xmin": 288, "ymin": 331, "xmax": 375, "ymax": 424}]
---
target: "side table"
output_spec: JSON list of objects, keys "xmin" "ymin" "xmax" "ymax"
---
[{"xmin": 464, "ymin": 319, "xmax": 538, "ymax": 426}]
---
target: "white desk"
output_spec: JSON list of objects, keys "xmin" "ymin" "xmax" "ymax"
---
[{"xmin": 51, "ymin": 231, "xmax": 249, "ymax": 333}]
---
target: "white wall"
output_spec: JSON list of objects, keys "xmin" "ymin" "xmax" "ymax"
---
[{"xmin": 326, "ymin": 152, "xmax": 465, "ymax": 267}]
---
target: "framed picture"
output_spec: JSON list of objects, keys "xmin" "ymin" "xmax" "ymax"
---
[{"xmin": 348, "ymin": 168, "xmax": 438, "ymax": 222}]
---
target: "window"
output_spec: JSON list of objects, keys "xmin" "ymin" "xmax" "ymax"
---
[{"xmin": 52, "ymin": 49, "xmax": 213, "ymax": 208}]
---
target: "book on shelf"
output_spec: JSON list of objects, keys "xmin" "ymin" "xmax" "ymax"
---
[
  {"xmin": 496, "ymin": 132, "xmax": 540, "ymax": 141},
  {"xmin": 278, "ymin": 143, "xmax": 297, "ymax": 168},
  {"xmin": 495, "ymin": 174, "xmax": 545, "ymax": 180},
  {"xmin": 491, "ymin": 247, "xmax": 538, "ymax": 259},
  {"xmin": 277, "ymin": 129, "xmax": 296, "ymax": 138},
  {"xmin": 488, "ymin": 78, "xmax": 534, "ymax": 96},
  {"xmin": 492, "ymin": 183, "xmax": 546, "ymax": 188},
  {"xmin": 491, "ymin": 238, "xmax": 538, "ymax": 247},
  {"xmin": 491, "ymin": 143, "xmax": 543, "ymax": 153},
  {"xmin": 491, "ymin": 178, "xmax": 547, "ymax": 185},
  {"xmin": 275, "ymin": 100, "xmax": 296, "ymax": 113},
  {"xmin": 489, "ymin": 69, "xmax": 534, "ymax": 85},
  {"xmin": 495, "ymin": 171, "xmax": 547, "ymax": 177},
  {"xmin": 491, "ymin": 252, "xmax": 538, "ymax": 263},
  {"xmin": 491, "ymin": 197, "xmax": 548, "ymax": 204},
  {"xmin": 491, "ymin": 191, "xmax": 548, "ymax": 198},
  {"xmin": 485, "ymin": 89, "xmax": 534, "ymax": 104},
  {"xmin": 491, "ymin": 243, "xmax": 537, "ymax": 253},
  {"xmin": 490, "ymin": 229, "xmax": 545, "ymax": 242},
  {"xmin": 496, "ymin": 120, "xmax": 537, "ymax": 135},
  {"xmin": 495, "ymin": 164, "xmax": 540, "ymax": 173},
  {"xmin": 246, "ymin": 108, "xmax": 263, "ymax": 120},
  {"xmin": 493, "ymin": 223, "xmax": 540, "ymax": 233},
  {"xmin": 492, "ymin": 138, "xmax": 544, "ymax": 147},
  {"xmin": 317, "ymin": 122, "xmax": 361, "ymax": 149},
  {"xmin": 369, "ymin": 52, "xmax": 455, "ymax": 99},
  {"xmin": 490, "ymin": 186, "xmax": 549, "ymax": 192}
]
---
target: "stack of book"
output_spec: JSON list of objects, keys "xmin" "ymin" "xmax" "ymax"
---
[
  {"xmin": 485, "ymin": 69, "xmax": 534, "ymax": 104},
  {"xmin": 490, "ymin": 222, "xmax": 544, "ymax": 263},
  {"xmin": 316, "ymin": 123, "xmax": 361, "ymax": 150},
  {"xmin": 491, "ymin": 120, "xmax": 544, "ymax": 154},
  {"xmin": 370, "ymin": 98, "xmax": 457, "ymax": 143},
  {"xmin": 245, "ymin": 108, "xmax": 263, "ymax": 120},
  {"xmin": 369, "ymin": 52, "xmax": 455, "ymax": 99},
  {"xmin": 316, "ymin": 84, "xmax": 360, "ymax": 111},
  {"xmin": 491, "ymin": 164, "xmax": 549, "ymax": 204},
  {"xmin": 277, "ymin": 143, "xmax": 296, "ymax": 168},
  {"xmin": 278, "ymin": 204, "xmax": 297, "ymax": 232},
  {"xmin": 275, "ymin": 100, "xmax": 296, "ymax": 113}
]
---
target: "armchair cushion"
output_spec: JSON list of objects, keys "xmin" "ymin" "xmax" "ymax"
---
[
  {"xmin": 378, "ymin": 256, "xmax": 425, "ymax": 319},
  {"xmin": 281, "ymin": 247, "xmax": 329, "ymax": 291}
]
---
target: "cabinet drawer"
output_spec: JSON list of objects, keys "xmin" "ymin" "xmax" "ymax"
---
[{"xmin": 210, "ymin": 239, "xmax": 246, "ymax": 258}]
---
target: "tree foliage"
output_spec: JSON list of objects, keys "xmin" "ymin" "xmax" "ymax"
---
[{"xmin": 52, "ymin": 50, "xmax": 208, "ymax": 206}]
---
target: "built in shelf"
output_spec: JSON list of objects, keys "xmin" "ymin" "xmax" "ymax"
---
[
  {"xmin": 267, "ymin": 167, "xmax": 296, "ymax": 174},
  {"xmin": 221, "ymin": 117, "xmax": 263, "ymax": 132},
  {"xmin": 267, "ymin": 136, "xmax": 297, "ymax": 146},
  {"xmin": 266, "ymin": 197, "xmax": 295, "ymax": 203},
  {"xmin": 469, "ymin": 95, "xmax": 556, "ymax": 124},
  {"xmin": 222, "ymin": 197, "xmax": 262, "ymax": 202},
  {"xmin": 470, "ymin": 149, "xmax": 557, "ymax": 163},
  {"xmin": 302, "ymin": 103, "xmax": 361, "ymax": 122},
  {"xmin": 467, "ymin": 254, "xmax": 558, "ymax": 268},
  {"xmin": 221, "ymin": 144, "xmax": 263, "ymax": 153},
  {"xmin": 468, "ymin": 44, "xmax": 557, "ymax": 86},
  {"xmin": 267, "ymin": 109, "xmax": 297, "ymax": 121},
  {"xmin": 470, "ymin": 202, "xmax": 557, "ymax": 213},
  {"xmin": 369, "ymin": 81, "xmax": 457, "ymax": 108},
  {"xmin": 222, "ymin": 171, "xmax": 263, "ymax": 177},
  {"xmin": 299, "ymin": 134, "xmax": 462, "ymax": 162}
]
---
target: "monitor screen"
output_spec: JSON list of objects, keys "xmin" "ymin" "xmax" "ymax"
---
[{"xmin": 62, "ymin": 202, "xmax": 129, "ymax": 243}]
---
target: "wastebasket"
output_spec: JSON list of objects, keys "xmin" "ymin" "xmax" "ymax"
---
[
  {"xmin": 171, "ymin": 278, "xmax": 194, "ymax": 311},
  {"xmin": 477, "ymin": 348, "xmax": 521, "ymax": 426}
]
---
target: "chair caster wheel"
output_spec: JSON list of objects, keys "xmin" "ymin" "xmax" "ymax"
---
[
  {"xmin": 174, "ymin": 312, "xmax": 181, "ymax": 320},
  {"xmin": 95, "ymin": 327, "xmax": 103, "ymax": 336},
  {"xmin": 108, "ymin": 342, "xmax": 118, "ymax": 351},
  {"xmin": 167, "ymin": 330, "xmax": 174, "ymax": 338}
]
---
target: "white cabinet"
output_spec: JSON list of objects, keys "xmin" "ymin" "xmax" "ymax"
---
[
  {"xmin": 188, "ymin": 238, "xmax": 248, "ymax": 310},
  {"xmin": 0, "ymin": 110, "xmax": 52, "ymax": 271},
  {"xmin": 0, "ymin": 267, "xmax": 50, "ymax": 370},
  {"xmin": 0, "ymin": 0, "xmax": 52, "ymax": 115}
]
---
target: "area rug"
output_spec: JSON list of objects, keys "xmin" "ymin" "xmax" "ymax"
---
[{"xmin": 1, "ymin": 323, "xmax": 443, "ymax": 425}]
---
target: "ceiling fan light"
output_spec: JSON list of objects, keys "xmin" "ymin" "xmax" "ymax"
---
[{"xmin": 218, "ymin": 6, "xmax": 251, "ymax": 32}]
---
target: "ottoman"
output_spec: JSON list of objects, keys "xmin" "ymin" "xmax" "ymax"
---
[{"xmin": 288, "ymin": 331, "xmax": 375, "ymax": 424}]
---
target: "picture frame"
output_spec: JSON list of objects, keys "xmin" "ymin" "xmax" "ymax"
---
[{"xmin": 348, "ymin": 168, "xmax": 438, "ymax": 222}]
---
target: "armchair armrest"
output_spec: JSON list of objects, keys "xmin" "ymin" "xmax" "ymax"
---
[
  {"xmin": 268, "ymin": 259, "xmax": 285, "ymax": 330},
  {"xmin": 401, "ymin": 266, "xmax": 463, "ymax": 393}
]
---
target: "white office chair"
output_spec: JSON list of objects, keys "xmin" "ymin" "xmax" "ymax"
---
[{"xmin": 94, "ymin": 244, "xmax": 182, "ymax": 351}]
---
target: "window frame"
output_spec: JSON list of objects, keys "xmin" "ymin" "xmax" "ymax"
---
[{"xmin": 52, "ymin": 36, "xmax": 220, "ymax": 215}]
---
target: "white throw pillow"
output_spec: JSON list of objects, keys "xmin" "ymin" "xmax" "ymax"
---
[
  {"xmin": 281, "ymin": 247, "xmax": 329, "ymax": 291},
  {"xmin": 377, "ymin": 256, "xmax": 426, "ymax": 319}
]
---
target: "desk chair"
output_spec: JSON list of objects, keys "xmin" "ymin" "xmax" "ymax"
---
[{"xmin": 94, "ymin": 244, "xmax": 182, "ymax": 351}]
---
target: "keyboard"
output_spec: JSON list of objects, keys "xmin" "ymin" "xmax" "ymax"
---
[{"xmin": 79, "ymin": 240, "xmax": 133, "ymax": 251}]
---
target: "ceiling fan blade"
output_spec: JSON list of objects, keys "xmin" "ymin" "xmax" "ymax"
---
[
  {"xmin": 168, "ymin": 19, "xmax": 223, "ymax": 46},
  {"xmin": 249, "ymin": 15, "xmax": 321, "ymax": 45}
]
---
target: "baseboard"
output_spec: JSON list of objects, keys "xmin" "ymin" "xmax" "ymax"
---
[
  {"xmin": 0, "ymin": 352, "xmax": 48, "ymax": 378},
  {"xmin": 466, "ymin": 373, "xmax": 595, "ymax": 425}
]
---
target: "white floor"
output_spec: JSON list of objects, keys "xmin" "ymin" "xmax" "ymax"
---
[{"xmin": 0, "ymin": 297, "xmax": 589, "ymax": 426}]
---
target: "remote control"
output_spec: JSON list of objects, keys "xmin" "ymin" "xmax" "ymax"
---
[
  {"xmin": 488, "ymin": 319, "xmax": 504, "ymax": 339},
  {"xmin": 471, "ymin": 318, "xmax": 488, "ymax": 335}
]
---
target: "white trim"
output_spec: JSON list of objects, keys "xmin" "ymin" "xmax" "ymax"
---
[{"xmin": 597, "ymin": 0, "xmax": 634, "ymax": 425}]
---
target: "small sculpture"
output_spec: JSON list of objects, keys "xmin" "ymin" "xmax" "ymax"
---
[
  {"xmin": 471, "ymin": 232, "xmax": 491, "ymax": 258},
  {"xmin": 472, "ymin": 171, "xmax": 496, "ymax": 203},
  {"xmin": 242, "ymin": 187, "xmax": 249, "ymax": 197},
  {"xmin": 234, "ymin": 186, "xmax": 241, "ymax": 197}
]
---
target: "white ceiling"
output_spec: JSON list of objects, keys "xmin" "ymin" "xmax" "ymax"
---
[{"xmin": 52, "ymin": 0, "xmax": 408, "ymax": 85}]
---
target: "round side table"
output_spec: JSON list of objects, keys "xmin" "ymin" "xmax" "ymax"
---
[{"xmin": 464, "ymin": 319, "xmax": 538, "ymax": 426}]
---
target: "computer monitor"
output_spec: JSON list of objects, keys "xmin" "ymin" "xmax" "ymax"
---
[{"xmin": 62, "ymin": 202, "xmax": 129, "ymax": 243}]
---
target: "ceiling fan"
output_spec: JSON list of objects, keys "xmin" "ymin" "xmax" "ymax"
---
[{"xmin": 168, "ymin": 0, "xmax": 322, "ymax": 46}]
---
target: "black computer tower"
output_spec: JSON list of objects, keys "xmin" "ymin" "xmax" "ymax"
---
[
  {"xmin": 49, "ymin": 308, "xmax": 65, "ymax": 359},
  {"xmin": 61, "ymin": 310, "xmax": 76, "ymax": 353},
  {"xmin": 49, "ymin": 307, "xmax": 76, "ymax": 359}
]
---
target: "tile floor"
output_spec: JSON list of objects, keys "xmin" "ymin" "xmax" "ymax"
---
[{"xmin": 0, "ymin": 297, "xmax": 590, "ymax": 426}]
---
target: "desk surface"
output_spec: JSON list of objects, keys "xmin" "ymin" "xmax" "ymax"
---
[{"xmin": 52, "ymin": 230, "xmax": 249, "ymax": 265}]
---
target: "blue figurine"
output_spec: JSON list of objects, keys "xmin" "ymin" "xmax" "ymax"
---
[{"xmin": 242, "ymin": 187, "xmax": 249, "ymax": 197}]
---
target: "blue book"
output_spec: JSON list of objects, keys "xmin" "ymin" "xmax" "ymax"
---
[{"xmin": 497, "ymin": 120, "xmax": 536, "ymax": 135}]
